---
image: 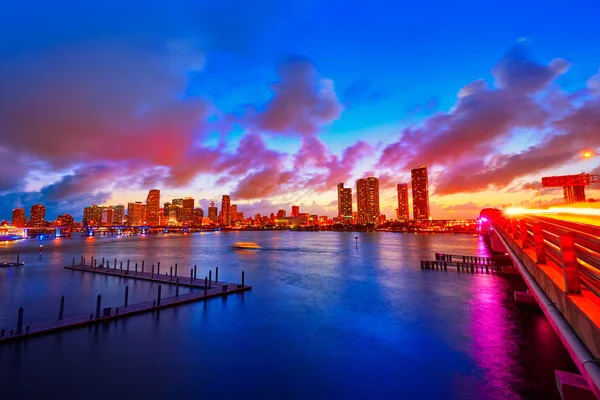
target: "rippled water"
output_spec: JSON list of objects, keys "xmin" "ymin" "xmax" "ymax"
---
[{"xmin": 0, "ymin": 232, "xmax": 575, "ymax": 399}]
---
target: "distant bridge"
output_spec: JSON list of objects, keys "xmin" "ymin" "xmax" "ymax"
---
[
  {"xmin": 21, "ymin": 225, "xmax": 219, "ymax": 238},
  {"xmin": 480, "ymin": 209, "xmax": 600, "ymax": 399}
]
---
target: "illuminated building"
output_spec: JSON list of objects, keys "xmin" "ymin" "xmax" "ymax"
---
[
  {"xmin": 237, "ymin": 212, "xmax": 245, "ymax": 221},
  {"xmin": 309, "ymin": 215, "xmax": 318, "ymax": 225},
  {"xmin": 356, "ymin": 177, "xmax": 380, "ymax": 224},
  {"xmin": 208, "ymin": 202, "xmax": 218, "ymax": 222},
  {"xmin": 411, "ymin": 166, "xmax": 430, "ymax": 220},
  {"xmin": 291, "ymin": 205, "xmax": 299, "ymax": 217},
  {"xmin": 159, "ymin": 209, "xmax": 169, "ymax": 226},
  {"xmin": 58, "ymin": 214, "xmax": 74, "ymax": 227},
  {"xmin": 254, "ymin": 214, "xmax": 261, "ymax": 225},
  {"xmin": 102, "ymin": 207, "xmax": 114, "ymax": 226},
  {"xmin": 193, "ymin": 207, "xmax": 204, "ymax": 226},
  {"xmin": 12, "ymin": 208, "xmax": 26, "ymax": 227},
  {"xmin": 337, "ymin": 183, "xmax": 353, "ymax": 224},
  {"xmin": 230, "ymin": 204, "xmax": 238, "ymax": 223},
  {"xmin": 397, "ymin": 183, "xmax": 410, "ymax": 221},
  {"xmin": 163, "ymin": 202, "xmax": 170, "ymax": 218},
  {"xmin": 127, "ymin": 202, "xmax": 144, "ymax": 226},
  {"xmin": 30, "ymin": 204, "xmax": 46, "ymax": 227},
  {"xmin": 182, "ymin": 197, "xmax": 195, "ymax": 224},
  {"xmin": 145, "ymin": 189, "xmax": 160, "ymax": 226},
  {"xmin": 269, "ymin": 213, "xmax": 275, "ymax": 223},
  {"xmin": 221, "ymin": 195, "xmax": 231, "ymax": 225},
  {"xmin": 277, "ymin": 209, "xmax": 286, "ymax": 219},
  {"xmin": 113, "ymin": 205, "xmax": 125, "ymax": 225}
]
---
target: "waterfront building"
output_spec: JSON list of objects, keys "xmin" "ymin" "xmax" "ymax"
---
[
  {"xmin": 221, "ymin": 195, "xmax": 231, "ymax": 226},
  {"xmin": 397, "ymin": 183, "xmax": 410, "ymax": 221},
  {"xmin": 337, "ymin": 183, "xmax": 353, "ymax": 224},
  {"xmin": 411, "ymin": 166, "xmax": 430, "ymax": 220},
  {"xmin": 291, "ymin": 205, "xmax": 300, "ymax": 217},
  {"xmin": 182, "ymin": 197, "xmax": 195, "ymax": 224},
  {"xmin": 145, "ymin": 189, "xmax": 160, "ymax": 226},
  {"xmin": 127, "ymin": 202, "xmax": 144, "ymax": 226},
  {"xmin": 277, "ymin": 209, "xmax": 286, "ymax": 219},
  {"xmin": 57, "ymin": 214, "xmax": 74, "ymax": 227},
  {"xmin": 113, "ymin": 205, "xmax": 125, "ymax": 225},
  {"xmin": 356, "ymin": 177, "xmax": 380, "ymax": 224},
  {"xmin": 30, "ymin": 204, "xmax": 46, "ymax": 227},
  {"xmin": 102, "ymin": 207, "xmax": 114, "ymax": 226},
  {"xmin": 230, "ymin": 204, "xmax": 238, "ymax": 223},
  {"xmin": 193, "ymin": 207, "xmax": 204, "ymax": 226},
  {"xmin": 237, "ymin": 212, "xmax": 245, "ymax": 221},
  {"xmin": 208, "ymin": 202, "xmax": 218, "ymax": 222},
  {"xmin": 12, "ymin": 208, "xmax": 26, "ymax": 227}
]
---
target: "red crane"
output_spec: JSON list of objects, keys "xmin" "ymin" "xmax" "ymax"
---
[{"xmin": 541, "ymin": 173, "xmax": 600, "ymax": 203}]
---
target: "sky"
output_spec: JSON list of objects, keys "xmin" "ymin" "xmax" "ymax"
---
[{"xmin": 2, "ymin": 0, "xmax": 600, "ymax": 221}]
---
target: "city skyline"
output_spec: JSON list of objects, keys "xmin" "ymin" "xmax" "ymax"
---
[{"xmin": 2, "ymin": 1, "xmax": 600, "ymax": 222}]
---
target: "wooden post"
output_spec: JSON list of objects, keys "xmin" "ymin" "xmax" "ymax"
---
[
  {"xmin": 520, "ymin": 220, "xmax": 528, "ymax": 248},
  {"xmin": 91, "ymin": 256, "xmax": 94, "ymax": 267},
  {"xmin": 175, "ymin": 263, "xmax": 178, "ymax": 277},
  {"xmin": 120, "ymin": 262, "xmax": 123, "ymax": 274},
  {"xmin": 533, "ymin": 223, "xmax": 546, "ymax": 263},
  {"xmin": 209, "ymin": 270, "xmax": 212, "ymax": 287},
  {"xmin": 135, "ymin": 263, "xmax": 138, "ymax": 276},
  {"xmin": 124, "ymin": 285, "xmax": 129, "ymax": 307},
  {"xmin": 126, "ymin": 262, "xmax": 129, "ymax": 275},
  {"xmin": 142, "ymin": 260, "xmax": 145, "ymax": 273},
  {"xmin": 114, "ymin": 258, "xmax": 117, "ymax": 269},
  {"xmin": 194, "ymin": 265, "xmax": 197, "ymax": 279},
  {"xmin": 127, "ymin": 260, "xmax": 130, "ymax": 270},
  {"xmin": 17, "ymin": 307, "xmax": 24, "ymax": 335},
  {"xmin": 157, "ymin": 262, "xmax": 160, "ymax": 275},
  {"xmin": 157, "ymin": 285, "xmax": 162, "ymax": 306},
  {"xmin": 176, "ymin": 278, "xmax": 179, "ymax": 296},
  {"xmin": 81, "ymin": 255, "xmax": 83, "ymax": 266},
  {"xmin": 559, "ymin": 234, "xmax": 581, "ymax": 294},
  {"xmin": 216, "ymin": 267, "xmax": 219, "ymax": 282},
  {"xmin": 204, "ymin": 277, "xmax": 208, "ymax": 296},
  {"xmin": 96, "ymin": 295, "xmax": 101, "ymax": 319},
  {"xmin": 58, "ymin": 295, "xmax": 65, "ymax": 320},
  {"xmin": 151, "ymin": 264, "xmax": 154, "ymax": 278},
  {"xmin": 72, "ymin": 257, "xmax": 75, "ymax": 267},
  {"xmin": 190, "ymin": 269, "xmax": 193, "ymax": 284},
  {"xmin": 170, "ymin": 266, "xmax": 173, "ymax": 281},
  {"xmin": 102, "ymin": 257, "xmax": 105, "ymax": 267},
  {"xmin": 242, "ymin": 270, "xmax": 245, "ymax": 287}
]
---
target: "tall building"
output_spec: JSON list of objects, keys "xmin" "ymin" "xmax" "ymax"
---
[
  {"xmin": 411, "ymin": 166, "xmax": 430, "ymax": 220},
  {"xmin": 221, "ymin": 195, "xmax": 231, "ymax": 226},
  {"xmin": 397, "ymin": 183, "xmax": 410, "ymax": 222},
  {"xmin": 291, "ymin": 205, "xmax": 300, "ymax": 217},
  {"xmin": 127, "ymin": 202, "xmax": 144, "ymax": 226},
  {"xmin": 356, "ymin": 177, "xmax": 380, "ymax": 224},
  {"xmin": 230, "ymin": 204, "xmax": 238, "ymax": 223},
  {"xmin": 30, "ymin": 204, "xmax": 46, "ymax": 227},
  {"xmin": 102, "ymin": 207, "xmax": 114, "ymax": 226},
  {"xmin": 113, "ymin": 205, "xmax": 125, "ymax": 225},
  {"xmin": 276, "ymin": 209, "xmax": 286, "ymax": 219},
  {"xmin": 193, "ymin": 207, "xmax": 204, "ymax": 226},
  {"xmin": 337, "ymin": 183, "xmax": 353, "ymax": 224},
  {"xmin": 182, "ymin": 197, "xmax": 195, "ymax": 224},
  {"xmin": 58, "ymin": 214, "xmax": 74, "ymax": 227},
  {"xmin": 12, "ymin": 208, "xmax": 26, "ymax": 227},
  {"xmin": 208, "ymin": 201, "xmax": 218, "ymax": 222},
  {"xmin": 146, "ymin": 189, "xmax": 160, "ymax": 226}
]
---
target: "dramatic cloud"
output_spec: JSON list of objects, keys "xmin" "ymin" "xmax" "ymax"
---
[{"xmin": 254, "ymin": 58, "xmax": 342, "ymax": 135}]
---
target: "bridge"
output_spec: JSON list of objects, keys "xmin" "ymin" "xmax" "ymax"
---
[
  {"xmin": 480, "ymin": 208, "xmax": 600, "ymax": 399},
  {"xmin": 19, "ymin": 225, "xmax": 219, "ymax": 239}
]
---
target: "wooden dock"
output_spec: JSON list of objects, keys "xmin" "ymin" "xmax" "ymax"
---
[
  {"xmin": 420, "ymin": 259, "xmax": 501, "ymax": 274},
  {"xmin": 0, "ymin": 256, "xmax": 251, "ymax": 343}
]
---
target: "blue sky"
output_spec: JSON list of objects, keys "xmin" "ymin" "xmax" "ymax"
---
[{"xmin": 1, "ymin": 0, "xmax": 600, "ymax": 221}]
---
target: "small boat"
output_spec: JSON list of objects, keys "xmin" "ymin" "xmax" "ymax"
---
[
  {"xmin": 0, "ymin": 262, "xmax": 24, "ymax": 267},
  {"xmin": 232, "ymin": 242, "xmax": 261, "ymax": 250}
]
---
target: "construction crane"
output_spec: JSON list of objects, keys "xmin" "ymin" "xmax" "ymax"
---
[{"xmin": 541, "ymin": 173, "xmax": 600, "ymax": 203}]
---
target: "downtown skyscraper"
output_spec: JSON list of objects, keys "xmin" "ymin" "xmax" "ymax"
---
[
  {"xmin": 337, "ymin": 183, "xmax": 353, "ymax": 224},
  {"xmin": 221, "ymin": 195, "xmax": 231, "ymax": 225},
  {"xmin": 356, "ymin": 177, "xmax": 380, "ymax": 224},
  {"xmin": 411, "ymin": 166, "xmax": 430, "ymax": 220},
  {"xmin": 397, "ymin": 183, "xmax": 410, "ymax": 221},
  {"xmin": 30, "ymin": 204, "xmax": 46, "ymax": 227},
  {"xmin": 145, "ymin": 189, "xmax": 160, "ymax": 226}
]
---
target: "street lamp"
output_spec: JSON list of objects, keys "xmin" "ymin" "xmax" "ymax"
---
[{"xmin": 529, "ymin": 187, "xmax": 542, "ymax": 208}]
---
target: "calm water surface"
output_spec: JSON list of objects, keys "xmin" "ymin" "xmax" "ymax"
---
[{"xmin": 0, "ymin": 232, "xmax": 575, "ymax": 399}]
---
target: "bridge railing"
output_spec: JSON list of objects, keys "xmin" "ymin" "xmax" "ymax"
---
[{"xmin": 494, "ymin": 214, "xmax": 600, "ymax": 298}]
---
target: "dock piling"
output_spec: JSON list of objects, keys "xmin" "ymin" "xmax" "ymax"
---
[
  {"xmin": 142, "ymin": 260, "xmax": 145, "ymax": 273},
  {"xmin": 175, "ymin": 263, "xmax": 178, "ymax": 277},
  {"xmin": 242, "ymin": 271, "xmax": 245, "ymax": 287},
  {"xmin": 120, "ymin": 262, "xmax": 123, "ymax": 274},
  {"xmin": 102, "ymin": 257, "xmax": 105, "ymax": 267},
  {"xmin": 16, "ymin": 307, "xmax": 23, "ymax": 335},
  {"xmin": 190, "ymin": 269, "xmax": 193, "ymax": 284},
  {"xmin": 194, "ymin": 265, "xmax": 197, "ymax": 279},
  {"xmin": 157, "ymin": 285, "xmax": 162, "ymax": 306},
  {"xmin": 204, "ymin": 277, "xmax": 208, "ymax": 296},
  {"xmin": 96, "ymin": 295, "xmax": 101, "ymax": 319},
  {"xmin": 58, "ymin": 295, "xmax": 65, "ymax": 320},
  {"xmin": 124, "ymin": 286, "xmax": 129, "ymax": 307},
  {"xmin": 157, "ymin": 262, "xmax": 160, "ymax": 275},
  {"xmin": 127, "ymin": 260, "xmax": 130, "ymax": 270},
  {"xmin": 80, "ymin": 255, "xmax": 83, "ymax": 266},
  {"xmin": 170, "ymin": 266, "xmax": 173, "ymax": 281},
  {"xmin": 72, "ymin": 257, "xmax": 75, "ymax": 267},
  {"xmin": 176, "ymin": 278, "xmax": 179, "ymax": 297},
  {"xmin": 216, "ymin": 267, "xmax": 219, "ymax": 282},
  {"xmin": 135, "ymin": 263, "xmax": 138, "ymax": 276},
  {"xmin": 151, "ymin": 265, "xmax": 154, "ymax": 278},
  {"xmin": 209, "ymin": 270, "xmax": 212, "ymax": 287},
  {"xmin": 126, "ymin": 262, "xmax": 129, "ymax": 275}
]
